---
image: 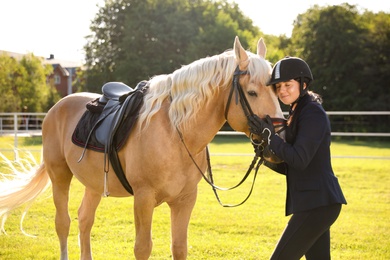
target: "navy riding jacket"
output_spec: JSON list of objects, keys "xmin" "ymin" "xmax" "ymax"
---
[{"xmin": 268, "ymin": 94, "xmax": 347, "ymax": 216}]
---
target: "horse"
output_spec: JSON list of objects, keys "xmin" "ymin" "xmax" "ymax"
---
[{"xmin": 0, "ymin": 36, "xmax": 284, "ymax": 259}]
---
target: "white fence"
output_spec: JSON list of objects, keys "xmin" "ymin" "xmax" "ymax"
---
[
  {"xmin": 0, "ymin": 112, "xmax": 389, "ymax": 160},
  {"xmin": 0, "ymin": 113, "xmax": 46, "ymax": 135},
  {"xmin": 1, "ymin": 112, "xmax": 389, "ymax": 137}
]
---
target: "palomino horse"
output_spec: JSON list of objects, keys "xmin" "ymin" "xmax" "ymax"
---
[{"xmin": 0, "ymin": 37, "xmax": 284, "ymax": 259}]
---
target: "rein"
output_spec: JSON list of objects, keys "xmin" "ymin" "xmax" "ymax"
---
[
  {"xmin": 176, "ymin": 129, "xmax": 264, "ymax": 207},
  {"xmin": 176, "ymin": 65, "xmax": 271, "ymax": 207}
]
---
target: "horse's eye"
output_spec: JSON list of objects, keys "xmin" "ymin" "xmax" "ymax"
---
[{"xmin": 248, "ymin": 91, "xmax": 257, "ymax": 97}]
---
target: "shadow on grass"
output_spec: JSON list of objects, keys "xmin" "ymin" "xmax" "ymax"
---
[{"xmin": 212, "ymin": 135, "xmax": 249, "ymax": 144}]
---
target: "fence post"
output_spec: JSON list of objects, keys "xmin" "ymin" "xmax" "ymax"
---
[{"xmin": 13, "ymin": 113, "xmax": 18, "ymax": 161}]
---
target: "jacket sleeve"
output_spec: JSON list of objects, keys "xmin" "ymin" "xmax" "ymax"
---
[
  {"xmin": 263, "ymin": 160, "xmax": 287, "ymax": 175},
  {"xmin": 269, "ymin": 104, "xmax": 329, "ymax": 171}
]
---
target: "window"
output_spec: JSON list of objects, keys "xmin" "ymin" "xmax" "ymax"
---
[{"xmin": 54, "ymin": 74, "xmax": 61, "ymax": 84}]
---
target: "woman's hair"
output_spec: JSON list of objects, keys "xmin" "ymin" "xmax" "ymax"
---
[{"xmin": 308, "ymin": 91, "xmax": 323, "ymax": 104}]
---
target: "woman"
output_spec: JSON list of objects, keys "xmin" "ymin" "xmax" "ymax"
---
[{"xmin": 252, "ymin": 57, "xmax": 347, "ymax": 260}]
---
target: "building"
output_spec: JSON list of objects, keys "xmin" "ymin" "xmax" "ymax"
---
[
  {"xmin": 45, "ymin": 54, "xmax": 82, "ymax": 97},
  {"xmin": 0, "ymin": 51, "xmax": 82, "ymax": 97}
]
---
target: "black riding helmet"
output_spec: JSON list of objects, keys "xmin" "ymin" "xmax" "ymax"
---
[{"xmin": 269, "ymin": 56, "xmax": 313, "ymax": 97}]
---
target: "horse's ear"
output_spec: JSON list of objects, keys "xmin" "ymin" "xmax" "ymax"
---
[
  {"xmin": 234, "ymin": 36, "xmax": 249, "ymax": 70},
  {"xmin": 257, "ymin": 38, "xmax": 267, "ymax": 59}
]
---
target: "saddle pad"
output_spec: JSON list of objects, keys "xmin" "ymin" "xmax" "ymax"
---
[{"xmin": 72, "ymin": 99, "xmax": 139, "ymax": 152}]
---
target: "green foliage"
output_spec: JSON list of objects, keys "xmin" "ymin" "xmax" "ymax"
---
[
  {"xmin": 0, "ymin": 136, "xmax": 389, "ymax": 259},
  {"xmin": 291, "ymin": 4, "xmax": 365, "ymax": 110},
  {"xmin": 19, "ymin": 54, "xmax": 53, "ymax": 112},
  {"xmin": 262, "ymin": 34, "xmax": 291, "ymax": 64},
  {"xmin": 0, "ymin": 54, "xmax": 20, "ymax": 112},
  {"xmin": 287, "ymin": 4, "xmax": 390, "ymax": 112},
  {"xmin": 266, "ymin": 4, "xmax": 390, "ymax": 134},
  {"xmin": 1, "ymin": 2, "xmax": 389, "ymax": 116},
  {"xmin": 0, "ymin": 54, "xmax": 55, "ymax": 112},
  {"xmin": 84, "ymin": 1, "xmax": 389, "ymax": 116},
  {"xmin": 359, "ymin": 11, "xmax": 390, "ymax": 111},
  {"xmin": 84, "ymin": 0, "xmax": 261, "ymax": 91}
]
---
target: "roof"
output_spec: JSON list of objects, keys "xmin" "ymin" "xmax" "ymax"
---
[
  {"xmin": 45, "ymin": 58, "xmax": 82, "ymax": 69},
  {"xmin": 0, "ymin": 50, "xmax": 82, "ymax": 69},
  {"xmin": 52, "ymin": 64, "xmax": 70, "ymax": 77}
]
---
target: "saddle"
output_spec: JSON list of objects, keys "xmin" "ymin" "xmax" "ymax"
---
[
  {"xmin": 72, "ymin": 81, "xmax": 149, "ymax": 195},
  {"xmin": 95, "ymin": 82, "xmax": 137, "ymax": 145}
]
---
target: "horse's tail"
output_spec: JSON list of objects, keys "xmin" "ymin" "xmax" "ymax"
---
[{"xmin": 0, "ymin": 155, "xmax": 51, "ymax": 235}]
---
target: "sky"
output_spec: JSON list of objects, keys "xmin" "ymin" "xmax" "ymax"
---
[{"xmin": 0, "ymin": 0, "xmax": 388, "ymax": 62}]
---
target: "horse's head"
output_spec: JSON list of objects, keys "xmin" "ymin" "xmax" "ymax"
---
[
  {"xmin": 139, "ymin": 36, "xmax": 285, "ymax": 164},
  {"xmin": 225, "ymin": 37, "xmax": 285, "ymax": 163}
]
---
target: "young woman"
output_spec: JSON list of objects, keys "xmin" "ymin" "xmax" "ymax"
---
[{"xmin": 257, "ymin": 57, "xmax": 347, "ymax": 259}]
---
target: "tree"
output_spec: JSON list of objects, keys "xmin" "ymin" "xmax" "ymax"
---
[
  {"xmin": 283, "ymin": 4, "xmax": 390, "ymax": 134},
  {"xmin": 115, "ymin": 0, "xmax": 201, "ymax": 84},
  {"xmin": 263, "ymin": 34, "xmax": 291, "ymax": 65},
  {"xmin": 0, "ymin": 54, "xmax": 54, "ymax": 112},
  {"xmin": 0, "ymin": 54, "xmax": 21, "ymax": 112},
  {"xmin": 288, "ymin": 4, "xmax": 390, "ymax": 111},
  {"xmin": 289, "ymin": 4, "xmax": 360, "ymax": 110},
  {"xmin": 359, "ymin": 11, "xmax": 390, "ymax": 111},
  {"xmin": 84, "ymin": 0, "xmax": 261, "ymax": 92},
  {"xmin": 19, "ymin": 54, "xmax": 54, "ymax": 112}
]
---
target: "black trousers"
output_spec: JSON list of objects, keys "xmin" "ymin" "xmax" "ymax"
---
[{"xmin": 270, "ymin": 203, "xmax": 342, "ymax": 260}]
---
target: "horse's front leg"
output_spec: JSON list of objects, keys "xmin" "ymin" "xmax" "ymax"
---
[
  {"xmin": 168, "ymin": 188, "xmax": 198, "ymax": 260},
  {"xmin": 78, "ymin": 187, "xmax": 102, "ymax": 260},
  {"xmin": 133, "ymin": 190, "xmax": 156, "ymax": 260}
]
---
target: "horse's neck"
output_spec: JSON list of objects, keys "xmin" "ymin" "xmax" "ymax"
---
[{"xmin": 178, "ymin": 98, "xmax": 226, "ymax": 155}]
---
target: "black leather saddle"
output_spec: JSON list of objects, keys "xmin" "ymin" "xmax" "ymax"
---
[
  {"xmin": 80, "ymin": 81, "xmax": 147, "ymax": 150},
  {"xmin": 73, "ymin": 81, "xmax": 149, "ymax": 195},
  {"xmin": 99, "ymin": 82, "xmax": 133, "ymax": 103},
  {"xmin": 95, "ymin": 82, "xmax": 135, "ymax": 145}
]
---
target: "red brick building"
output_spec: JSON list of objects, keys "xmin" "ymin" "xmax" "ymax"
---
[{"xmin": 45, "ymin": 54, "xmax": 81, "ymax": 97}]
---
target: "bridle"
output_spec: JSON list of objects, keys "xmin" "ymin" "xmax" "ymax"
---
[
  {"xmin": 224, "ymin": 66, "xmax": 253, "ymax": 120},
  {"xmin": 177, "ymin": 65, "xmax": 286, "ymax": 207},
  {"xmin": 225, "ymin": 66, "xmax": 286, "ymax": 150}
]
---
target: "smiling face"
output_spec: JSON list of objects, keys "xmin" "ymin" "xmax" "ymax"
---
[{"xmin": 274, "ymin": 79, "xmax": 305, "ymax": 105}]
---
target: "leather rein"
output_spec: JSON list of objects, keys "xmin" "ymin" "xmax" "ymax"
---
[{"xmin": 177, "ymin": 65, "xmax": 284, "ymax": 207}]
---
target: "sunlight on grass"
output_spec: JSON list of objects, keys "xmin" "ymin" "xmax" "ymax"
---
[{"xmin": 0, "ymin": 135, "xmax": 389, "ymax": 259}]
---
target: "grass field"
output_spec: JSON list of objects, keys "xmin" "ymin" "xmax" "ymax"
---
[{"xmin": 0, "ymin": 135, "xmax": 389, "ymax": 259}]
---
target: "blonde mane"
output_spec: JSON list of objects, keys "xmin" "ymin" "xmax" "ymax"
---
[{"xmin": 137, "ymin": 49, "xmax": 271, "ymax": 131}]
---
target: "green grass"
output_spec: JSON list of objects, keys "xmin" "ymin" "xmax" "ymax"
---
[{"xmin": 0, "ymin": 135, "xmax": 389, "ymax": 259}]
